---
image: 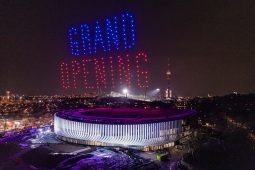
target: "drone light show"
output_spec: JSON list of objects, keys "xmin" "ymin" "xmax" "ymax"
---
[
  {"xmin": 60, "ymin": 12, "xmax": 149, "ymax": 93},
  {"xmin": 68, "ymin": 12, "xmax": 135, "ymax": 56},
  {"xmin": 60, "ymin": 52, "xmax": 149, "ymax": 91}
]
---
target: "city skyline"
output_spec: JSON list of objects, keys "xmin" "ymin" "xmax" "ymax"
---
[{"xmin": 0, "ymin": 0, "xmax": 255, "ymax": 96}]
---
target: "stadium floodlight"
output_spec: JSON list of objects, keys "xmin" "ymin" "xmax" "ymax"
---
[{"xmin": 122, "ymin": 88, "xmax": 128, "ymax": 98}]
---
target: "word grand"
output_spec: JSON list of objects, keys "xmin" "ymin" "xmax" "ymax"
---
[{"xmin": 68, "ymin": 12, "xmax": 135, "ymax": 56}]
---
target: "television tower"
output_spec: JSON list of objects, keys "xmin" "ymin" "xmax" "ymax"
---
[
  {"xmin": 6, "ymin": 91, "xmax": 10, "ymax": 101},
  {"xmin": 165, "ymin": 58, "xmax": 172, "ymax": 99}
]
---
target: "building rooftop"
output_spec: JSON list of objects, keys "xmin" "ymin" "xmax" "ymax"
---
[{"xmin": 55, "ymin": 108, "xmax": 195, "ymax": 124}]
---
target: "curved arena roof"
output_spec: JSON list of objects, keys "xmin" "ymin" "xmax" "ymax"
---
[{"xmin": 55, "ymin": 108, "xmax": 195, "ymax": 124}]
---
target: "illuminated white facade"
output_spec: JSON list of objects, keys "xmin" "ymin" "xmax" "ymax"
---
[{"xmin": 54, "ymin": 114, "xmax": 182, "ymax": 150}]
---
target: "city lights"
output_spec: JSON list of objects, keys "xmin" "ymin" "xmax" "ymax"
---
[{"xmin": 1, "ymin": 1, "xmax": 254, "ymax": 169}]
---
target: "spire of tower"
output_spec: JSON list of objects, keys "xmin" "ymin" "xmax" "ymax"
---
[
  {"xmin": 168, "ymin": 57, "xmax": 170, "ymax": 70},
  {"xmin": 165, "ymin": 58, "xmax": 172, "ymax": 99},
  {"xmin": 166, "ymin": 58, "xmax": 171, "ymax": 80}
]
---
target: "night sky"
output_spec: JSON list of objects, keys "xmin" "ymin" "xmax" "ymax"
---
[{"xmin": 0, "ymin": 0, "xmax": 255, "ymax": 96}]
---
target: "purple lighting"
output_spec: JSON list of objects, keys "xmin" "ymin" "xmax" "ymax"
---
[{"xmin": 55, "ymin": 108, "xmax": 195, "ymax": 124}]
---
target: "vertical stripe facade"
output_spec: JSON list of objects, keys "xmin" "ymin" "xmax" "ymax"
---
[{"xmin": 54, "ymin": 114, "xmax": 182, "ymax": 148}]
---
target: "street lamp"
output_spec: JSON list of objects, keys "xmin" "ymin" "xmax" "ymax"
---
[{"xmin": 122, "ymin": 88, "xmax": 128, "ymax": 98}]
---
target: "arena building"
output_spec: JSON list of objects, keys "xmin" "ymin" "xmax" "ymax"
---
[{"xmin": 54, "ymin": 108, "xmax": 195, "ymax": 151}]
